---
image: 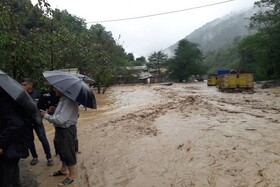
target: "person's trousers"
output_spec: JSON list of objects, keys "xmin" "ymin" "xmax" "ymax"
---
[
  {"xmin": 56, "ymin": 125, "xmax": 77, "ymax": 166},
  {"xmin": 0, "ymin": 157, "xmax": 20, "ymax": 187},
  {"xmin": 29, "ymin": 123, "xmax": 52, "ymax": 159},
  {"xmin": 54, "ymin": 126, "xmax": 79, "ymax": 155}
]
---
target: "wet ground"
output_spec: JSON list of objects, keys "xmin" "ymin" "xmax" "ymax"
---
[{"xmin": 21, "ymin": 82, "xmax": 280, "ymax": 187}]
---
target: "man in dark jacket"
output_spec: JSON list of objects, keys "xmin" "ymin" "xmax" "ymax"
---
[
  {"xmin": 0, "ymin": 87, "xmax": 30, "ymax": 187},
  {"xmin": 21, "ymin": 78, "xmax": 54, "ymax": 166}
]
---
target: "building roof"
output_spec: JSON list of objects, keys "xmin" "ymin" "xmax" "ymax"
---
[{"xmin": 139, "ymin": 72, "xmax": 154, "ymax": 80}]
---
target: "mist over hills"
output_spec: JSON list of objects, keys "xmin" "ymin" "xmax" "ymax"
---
[{"xmin": 164, "ymin": 8, "xmax": 257, "ymax": 57}]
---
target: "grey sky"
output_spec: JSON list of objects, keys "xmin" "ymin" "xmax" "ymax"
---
[{"xmin": 34, "ymin": 0, "xmax": 257, "ymax": 58}]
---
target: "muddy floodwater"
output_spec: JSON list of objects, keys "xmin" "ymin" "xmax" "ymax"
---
[{"xmin": 21, "ymin": 82, "xmax": 280, "ymax": 187}]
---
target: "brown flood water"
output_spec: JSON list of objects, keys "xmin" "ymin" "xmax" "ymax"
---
[{"xmin": 21, "ymin": 82, "xmax": 280, "ymax": 187}]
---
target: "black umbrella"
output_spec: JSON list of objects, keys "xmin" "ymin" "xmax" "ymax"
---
[
  {"xmin": 72, "ymin": 73, "xmax": 95, "ymax": 84},
  {"xmin": 43, "ymin": 71, "xmax": 97, "ymax": 109},
  {"xmin": 0, "ymin": 69, "xmax": 42, "ymax": 125}
]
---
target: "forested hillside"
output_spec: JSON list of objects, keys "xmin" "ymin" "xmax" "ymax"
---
[
  {"xmin": 164, "ymin": 8, "xmax": 256, "ymax": 75},
  {"xmin": 165, "ymin": 1, "xmax": 280, "ymax": 80},
  {"xmin": 186, "ymin": 9, "xmax": 256, "ymax": 53},
  {"xmin": 165, "ymin": 8, "xmax": 256, "ymax": 56}
]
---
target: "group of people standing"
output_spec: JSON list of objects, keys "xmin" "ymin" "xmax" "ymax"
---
[{"xmin": 0, "ymin": 77, "xmax": 80, "ymax": 186}]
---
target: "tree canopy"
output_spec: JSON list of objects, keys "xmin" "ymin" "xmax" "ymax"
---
[
  {"xmin": 0, "ymin": 0, "xmax": 134, "ymax": 93},
  {"xmin": 168, "ymin": 40, "xmax": 205, "ymax": 82},
  {"xmin": 147, "ymin": 51, "xmax": 168, "ymax": 75},
  {"xmin": 238, "ymin": 0, "xmax": 280, "ymax": 79}
]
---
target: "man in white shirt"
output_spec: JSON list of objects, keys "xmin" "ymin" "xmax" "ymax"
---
[{"xmin": 41, "ymin": 87, "xmax": 79, "ymax": 186}]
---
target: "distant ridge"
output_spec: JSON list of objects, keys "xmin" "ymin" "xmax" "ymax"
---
[{"xmin": 164, "ymin": 8, "xmax": 257, "ymax": 57}]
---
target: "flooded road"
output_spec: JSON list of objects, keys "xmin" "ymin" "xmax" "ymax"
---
[{"xmin": 21, "ymin": 82, "xmax": 280, "ymax": 187}]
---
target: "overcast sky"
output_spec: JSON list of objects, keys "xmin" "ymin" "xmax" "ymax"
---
[{"xmin": 34, "ymin": 0, "xmax": 257, "ymax": 58}]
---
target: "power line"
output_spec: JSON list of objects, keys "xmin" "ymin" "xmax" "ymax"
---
[{"xmin": 86, "ymin": 0, "xmax": 235, "ymax": 24}]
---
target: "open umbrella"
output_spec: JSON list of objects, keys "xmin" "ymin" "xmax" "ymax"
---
[
  {"xmin": 72, "ymin": 73, "xmax": 95, "ymax": 84},
  {"xmin": 0, "ymin": 69, "xmax": 42, "ymax": 125},
  {"xmin": 43, "ymin": 71, "xmax": 97, "ymax": 109}
]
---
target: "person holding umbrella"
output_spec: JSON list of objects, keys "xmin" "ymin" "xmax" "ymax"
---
[
  {"xmin": 0, "ymin": 87, "xmax": 30, "ymax": 187},
  {"xmin": 40, "ymin": 87, "xmax": 78, "ymax": 186},
  {"xmin": 0, "ymin": 70, "xmax": 38, "ymax": 187},
  {"xmin": 40, "ymin": 70, "xmax": 96, "ymax": 186}
]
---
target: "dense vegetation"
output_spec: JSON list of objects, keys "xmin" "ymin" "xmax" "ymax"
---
[
  {"xmin": 239, "ymin": 0, "xmax": 280, "ymax": 80},
  {"xmin": 0, "ymin": 0, "xmax": 142, "ymax": 93},
  {"xmin": 167, "ymin": 40, "xmax": 205, "ymax": 82},
  {"xmin": 203, "ymin": 0, "xmax": 280, "ymax": 80},
  {"xmin": 147, "ymin": 51, "xmax": 168, "ymax": 75},
  {"xmin": 0, "ymin": 0, "xmax": 279, "ymax": 91}
]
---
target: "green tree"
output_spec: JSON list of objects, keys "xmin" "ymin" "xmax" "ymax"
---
[
  {"xmin": 147, "ymin": 51, "xmax": 168, "ymax": 75},
  {"xmin": 0, "ymin": 0, "xmax": 129, "ymax": 92},
  {"xmin": 126, "ymin": 53, "xmax": 135, "ymax": 62},
  {"xmin": 238, "ymin": 33, "xmax": 270, "ymax": 80},
  {"xmin": 48, "ymin": 10, "xmax": 88, "ymax": 70},
  {"xmin": 239, "ymin": 0, "xmax": 280, "ymax": 79},
  {"xmin": 86, "ymin": 24, "xmax": 127, "ymax": 93},
  {"xmin": 135, "ymin": 56, "xmax": 147, "ymax": 66},
  {"xmin": 0, "ymin": 0, "xmax": 36, "ymax": 78},
  {"xmin": 0, "ymin": 0, "xmax": 54, "ymax": 84},
  {"xmin": 168, "ymin": 39, "xmax": 204, "ymax": 82}
]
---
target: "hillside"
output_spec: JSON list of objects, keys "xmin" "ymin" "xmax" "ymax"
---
[{"xmin": 164, "ymin": 8, "xmax": 257, "ymax": 56}]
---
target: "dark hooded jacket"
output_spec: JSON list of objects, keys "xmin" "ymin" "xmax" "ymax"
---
[{"xmin": 0, "ymin": 91, "xmax": 29, "ymax": 159}]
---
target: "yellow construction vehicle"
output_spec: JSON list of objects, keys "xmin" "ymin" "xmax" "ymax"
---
[
  {"xmin": 207, "ymin": 74, "xmax": 217, "ymax": 86},
  {"xmin": 216, "ymin": 69, "xmax": 254, "ymax": 92}
]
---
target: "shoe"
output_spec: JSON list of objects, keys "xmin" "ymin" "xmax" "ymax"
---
[
  {"xmin": 47, "ymin": 159, "xmax": 54, "ymax": 166},
  {"xmin": 58, "ymin": 177, "xmax": 74, "ymax": 186},
  {"xmin": 50, "ymin": 170, "xmax": 67, "ymax": 177},
  {"xmin": 30, "ymin": 158, "xmax": 39, "ymax": 165}
]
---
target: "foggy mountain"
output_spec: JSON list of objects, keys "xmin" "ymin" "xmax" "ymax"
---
[{"xmin": 164, "ymin": 8, "xmax": 257, "ymax": 57}]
